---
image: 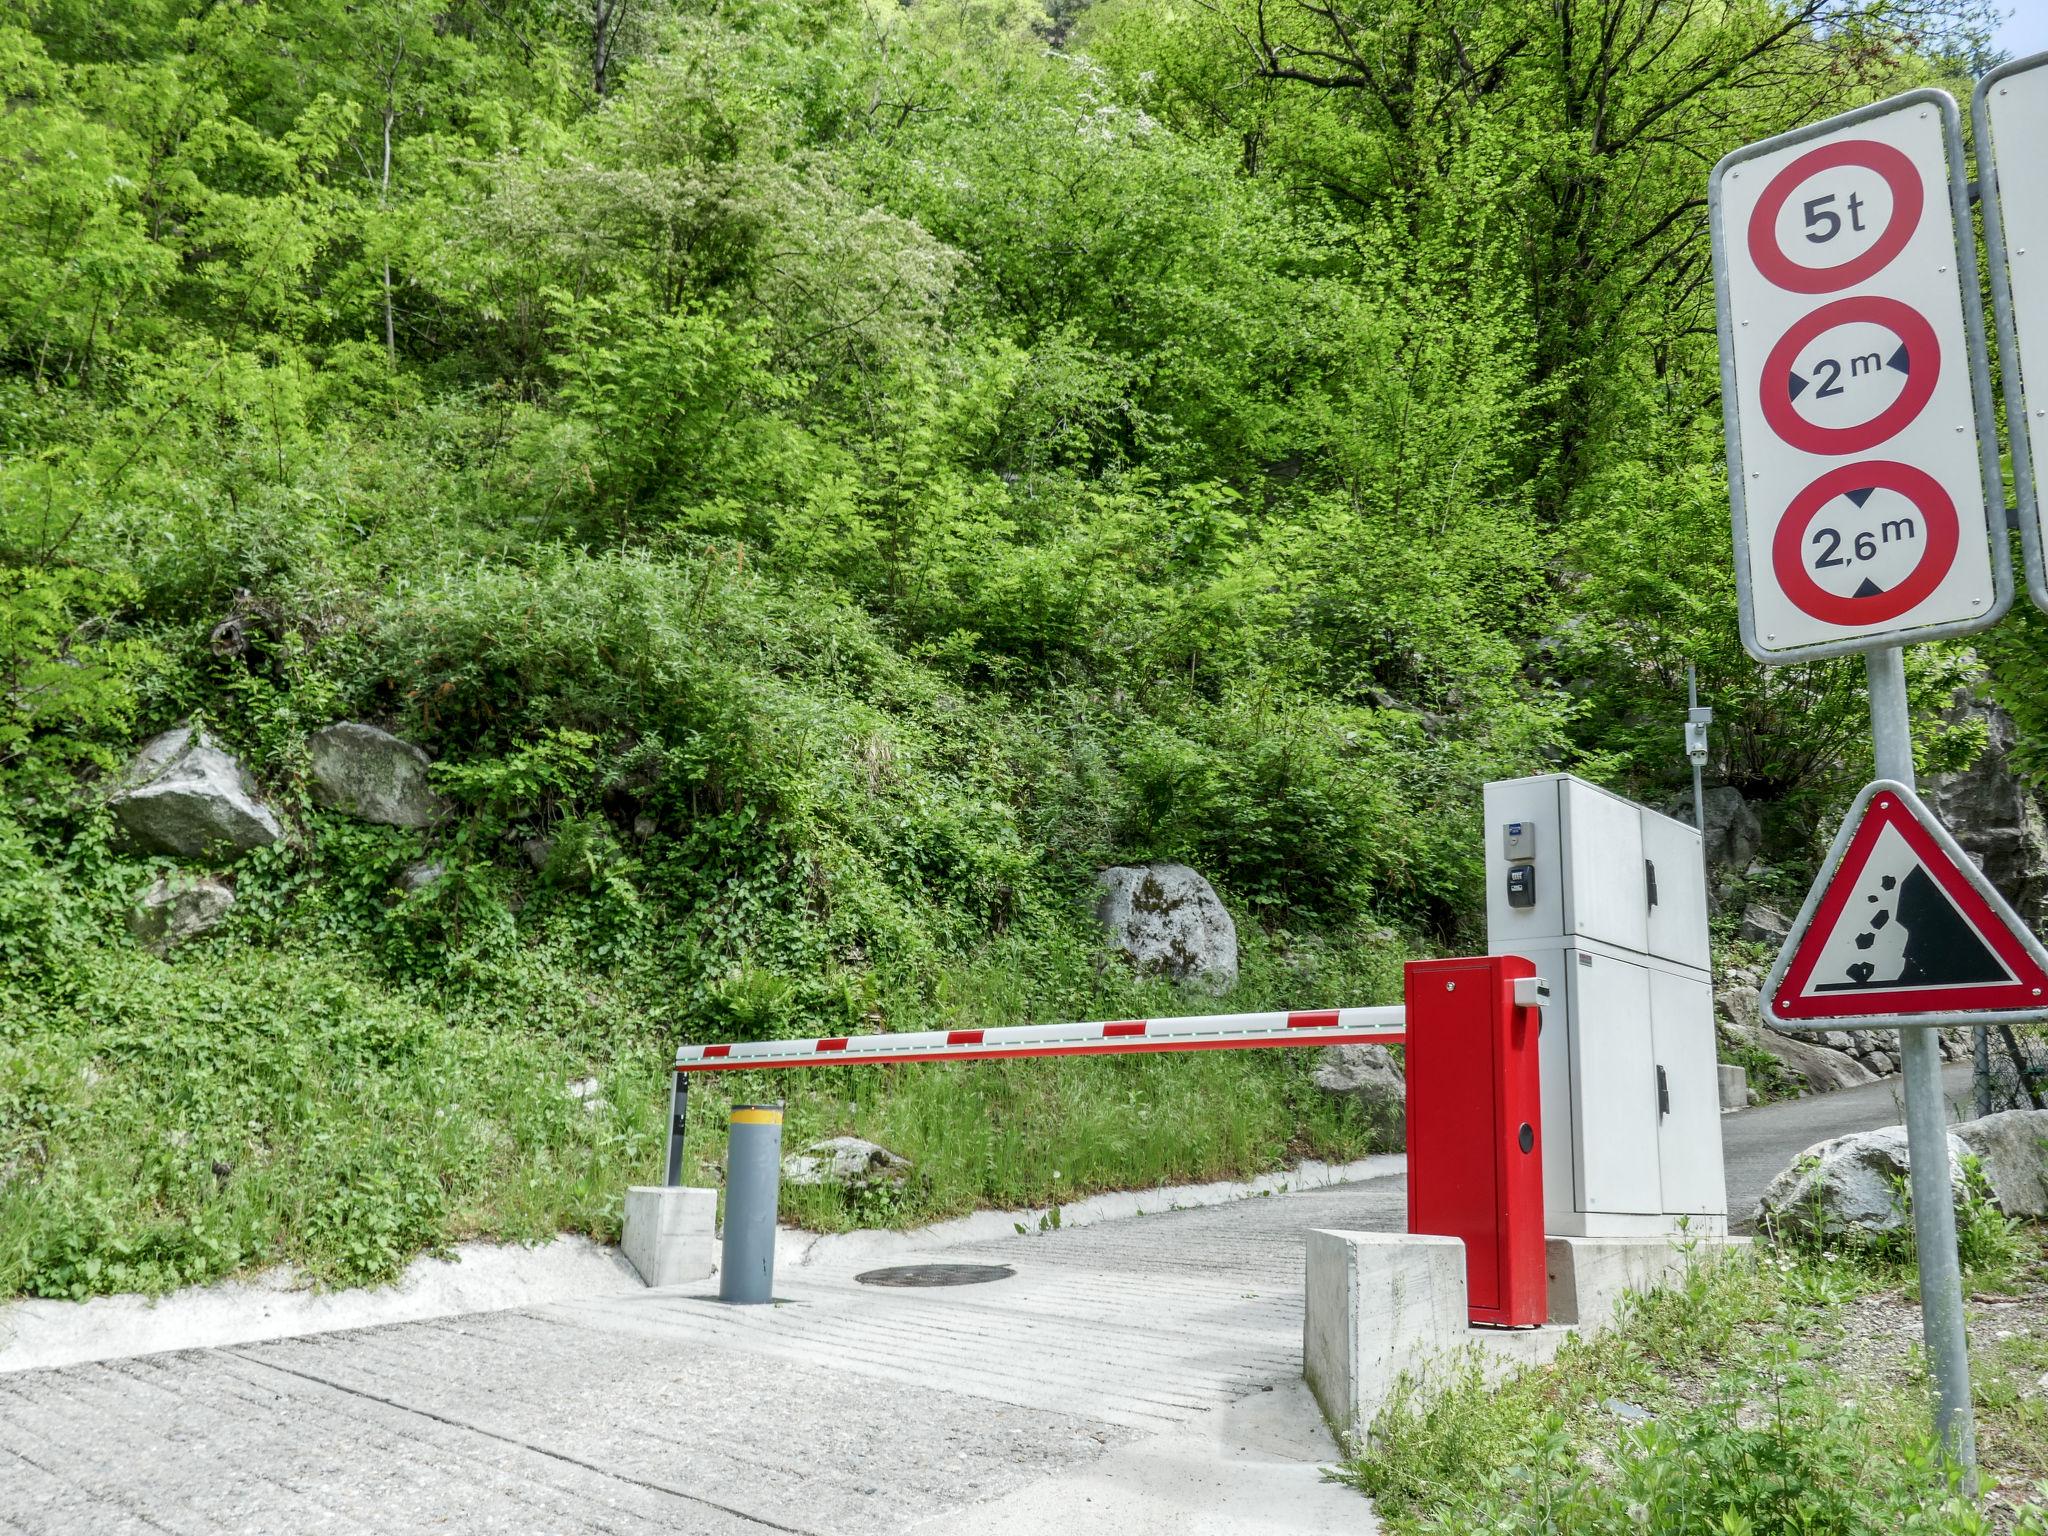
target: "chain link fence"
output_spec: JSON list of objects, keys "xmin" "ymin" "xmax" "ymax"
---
[{"xmin": 1977, "ymin": 1025, "xmax": 2048, "ymax": 1114}]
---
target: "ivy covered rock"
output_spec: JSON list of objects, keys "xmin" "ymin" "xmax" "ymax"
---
[
  {"xmin": 109, "ymin": 728, "xmax": 283, "ymax": 860},
  {"xmin": 307, "ymin": 723, "xmax": 446, "ymax": 829},
  {"xmin": 128, "ymin": 874, "xmax": 234, "ymax": 954},
  {"xmin": 1095, "ymin": 863, "xmax": 1239, "ymax": 993}
]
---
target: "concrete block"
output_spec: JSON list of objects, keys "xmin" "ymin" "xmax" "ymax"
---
[
  {"xmin": 622, "ymin": 1186, "xmax": 716, "ymax": 1288},
  {"xmin": 1302, "ymin": 1229, "xmax": 1467, "ymax": 1438},
  {"xmin": 1717, "ymin": 1063, "xmax": 1748, "ymax": 1113},
  {"xmin": 1545, "ymin": 1234, "xmax": 1751, "ymax": 1331}
]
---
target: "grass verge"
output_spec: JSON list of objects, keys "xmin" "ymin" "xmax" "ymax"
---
[
  {"xmin": 1, "ymin": 922, "xmax": 1405, "ymax": 1299},
  {"xmin": 1342, "ymin": 1227, "xmax": 2048, "ymax": 1535}
]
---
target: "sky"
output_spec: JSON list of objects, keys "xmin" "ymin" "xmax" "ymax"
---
[{"xmin": 1997, "ymin": 0, "xmax": 2048, "ymax": 58}]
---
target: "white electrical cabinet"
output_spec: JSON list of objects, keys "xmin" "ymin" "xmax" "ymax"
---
[{"xmin": 1485, "ymin": 774, "xmax": 1729, "ymax": 1238}]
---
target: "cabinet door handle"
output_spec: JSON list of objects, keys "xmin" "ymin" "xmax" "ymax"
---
[
  {"xmin": 1645, "ymin": 859, "xmax": 1659, "ymax": 910},
  {"xmin": 1656, "ymin": 1065, "xmax": 1671, "ymax": 1118}
]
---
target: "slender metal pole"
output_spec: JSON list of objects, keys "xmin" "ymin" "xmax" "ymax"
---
[
  {"xmin": 1866, "ymin": 647, "xmax": 1977, "ymax": 1484},
  {"xmin": 1689, "ymin": 664, "xmax": 1706, "ymax": 832},
  {"xmin": 665, "ymin": 1073, "xmax": 688, "ymax": 1187}
]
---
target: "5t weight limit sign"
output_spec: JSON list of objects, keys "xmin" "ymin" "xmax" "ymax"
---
[{"xmin": 1712, "ymin": 90, "xmax": 2008, "ymax": 663}]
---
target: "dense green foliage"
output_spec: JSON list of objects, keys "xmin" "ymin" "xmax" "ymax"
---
[{"xmin": 0, "ymin": 0, "xmax": 2024, "ymax": 1292}]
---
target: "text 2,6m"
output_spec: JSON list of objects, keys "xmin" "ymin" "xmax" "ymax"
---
[{"xmin": 1811, "ymin": 517, "xmax": 1918, "ymax": 569}]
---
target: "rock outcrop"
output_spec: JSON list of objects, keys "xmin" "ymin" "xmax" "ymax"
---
[
  {"xmin": 307, "ymin": 722, "xmax": 445, "ymax": 828},
  {"xmin": 1095, "ymin": 863, "xmax": 1239, "ymax": 993},
  {"xmin": 128, "ymin": 874, "xmax": 235, "ymax": 953},
  {"xmin": 1698, "ymin": 786, "xmax": 1763, "ymax": 874},
  {"xmin": 1754, "ymin": 1124, "xmax": 1968, "ymax": 1237},
  {"xmin": 781, "ymin": 1137, "xmax": 911, "ymax": 1190},
  {"xmin": 109, "ymin": 728, "xmax": 283, "ymax": 859},
  {"xmin": 1922, "ymin": 692, "xmax": 2048, "ymax": 928}
]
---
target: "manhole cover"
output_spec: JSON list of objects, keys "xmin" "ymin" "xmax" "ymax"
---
[{"xmin": 854, "ymin": 1264, "xmax": 1016, "ymax": 1288}]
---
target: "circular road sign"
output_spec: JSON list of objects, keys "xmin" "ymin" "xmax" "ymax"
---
[
  {"xmin": 1771, "ymin": 461, "xmax": 1960, "ymax": 625},
  {"xmin": 1759, "ymin": 295, "xmax": 1938, "ymax": 454},
  {"xmin": 1747, "ymin": 139, "xmax": 1923, "ymax": 294}
]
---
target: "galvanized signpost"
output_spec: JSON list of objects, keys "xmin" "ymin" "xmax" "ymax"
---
[
  {"xmin": 1979, "ymin": 51, "xmax": 2048, "ymax": 616},
  {"xmin": 1710, "ymin": 80, "xmax": 2048, "ymax": 1485}
]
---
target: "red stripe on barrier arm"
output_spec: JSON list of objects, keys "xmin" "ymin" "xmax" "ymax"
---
[
  {"xmin": 1287, "ymin": 1010, "xmax": 1340, "ymax": 1029},
  {"xmin": 1103, "ymin": 1021, "xmax": 1147, "ymax": 1038},
  {"xmin": 704, "ymin": 1044, "xmax": 730, "ymax": 1058},
  {"xmin": 947, "ymin": 1029, "xmax": 984, "ymax": 1045},
  {"xmin": 816, "ymin": 1038, "xmax": 848, "ymax": 1052},
  {"xmin": 673, "ymin": 1031, "xmax": 1406, "ymax": 1073}
]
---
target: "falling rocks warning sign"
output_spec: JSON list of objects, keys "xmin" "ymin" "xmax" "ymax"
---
[{"xmin": 1765, "ymin": 779, "xmax": 2048, "ymax": 1029}]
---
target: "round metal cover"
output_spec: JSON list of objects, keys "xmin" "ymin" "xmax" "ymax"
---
[{"xmin": 854, "ymin": 1263, "xmax": 1015, "ymax": 1288}]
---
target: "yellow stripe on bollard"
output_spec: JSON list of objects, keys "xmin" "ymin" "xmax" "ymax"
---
[{"xmin": 729, "ymin": 1107, "xmax": 783, "ymax": 1126}]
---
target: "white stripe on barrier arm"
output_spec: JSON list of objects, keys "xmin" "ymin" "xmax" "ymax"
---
[{"xmin": 673, "ymin": 1006, "xmax": 1406, "ymax": 1074}]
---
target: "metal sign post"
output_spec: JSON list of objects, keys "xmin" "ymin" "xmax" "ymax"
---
[
  {"xmin": 1709, "ymin": 86, "xmax": 2021, "ymax": 1484},
  {"xmin": 1859, "ymin": 656, "xmax": 1975, "ymax": 1475},
  {"xmin": 1977, "ymin": 50, "xmax": 2048, "ymax": 614}
]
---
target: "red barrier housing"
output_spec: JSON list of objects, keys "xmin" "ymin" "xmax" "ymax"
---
[{"xmin": 1404, "ymin": 955, "xmax": 1546, "ymax": 1327}]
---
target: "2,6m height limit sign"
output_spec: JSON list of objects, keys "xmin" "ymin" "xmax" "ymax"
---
[{"xmin": 1711, "ymin": 90, "xmax": 2011, "ymax": 663}]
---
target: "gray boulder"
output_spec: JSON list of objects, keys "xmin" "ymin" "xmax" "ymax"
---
[
  {"xmin": 1312, "ymin": 1045, "xmax": 1405, "ymax": 1134},
  {"xmin": 1922, "ymin": 693, "xmax": 2048, "ymax": 928},
  {"xmin": 1953, "ymin": 1108, "xmax": 2048, "ymax": 1218},
  {"xmin": 128, "ymin": 874, "xmax": 234, "ymax": 953},
  {"xmin": 1095, "ymin": 863, "xmax": 1239, "ymax": 992},
  {"xmin": 781, "ymin": 1137, "xmax": 911, "ymax": 1190},
  {"xmin": 1699, "ymin": 786, "xmax": 1763, "ymax": 872},
  {"xmin": 1715, "ymin": 982, "xmax": 1765, "ymax": 1039},
  {"xmin": 307, "ymin": 723, "xmax": 445, "ymax": 828},
  {"xmin": 1739, "ymin": 904, "xmax": 1791, "ymax": 947},
  {"xmin": 1763, "ymin": 1029, "xmax": 1881, "ymax": 1094},
  {"xmin": 109, "ymin": 728, "xmax": 283, "ymax": 859},
  {"xmin": 1756, "ymin": 1124, "xmax": 1968, "ymax": 1237}
]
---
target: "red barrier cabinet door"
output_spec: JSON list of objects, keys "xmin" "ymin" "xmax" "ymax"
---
[{"xmin": 1404, "ymin": 955, "xmax": 1546, "ymax": 1326}]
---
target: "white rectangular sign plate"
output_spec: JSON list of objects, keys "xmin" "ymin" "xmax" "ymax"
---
[
  {"xmin": 1710, "ymin": 90, "xmax": 2009, "ymax": 664},
  {"xmin": 1978, "ymin": 51, "xmax": 2048, "ymax": 616}
]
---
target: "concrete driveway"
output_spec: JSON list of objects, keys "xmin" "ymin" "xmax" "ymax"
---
[{"xmin": 0, "ymin": 1068, "xmax": 1959, "ymax": 1535}]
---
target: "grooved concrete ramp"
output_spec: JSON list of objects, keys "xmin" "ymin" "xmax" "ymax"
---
[
  {"xmin": 0, "ymin": 1071, "xmax": 1951, "ymax": 1535},
  {"xmin": 0, "ymin": 1181, "xmax": 1408, "ymax": 1536}
]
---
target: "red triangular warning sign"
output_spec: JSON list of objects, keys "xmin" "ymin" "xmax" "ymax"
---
[{"xmin": 1767, "ymin": 780, "xmax": 2048, "ymax": 1028}]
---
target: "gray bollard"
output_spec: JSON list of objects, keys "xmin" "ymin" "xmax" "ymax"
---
[{"xmin": 718, "ymin": 1104, "xmax": 783, "ymax": 1304}]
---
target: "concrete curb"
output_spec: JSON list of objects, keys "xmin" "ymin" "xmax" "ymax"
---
[
  {"xmin": 781, "ymin": 1154, "xmax": 1409, "ymax": 1270},
  {"xmin": 0, "ymin": 1235, "xmax": 642, "ymax": 1375}
]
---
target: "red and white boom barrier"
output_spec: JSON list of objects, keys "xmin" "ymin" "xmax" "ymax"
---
[
  {"xmin": 673, "ymin": 1005, "xmax": 1405, "ymax": 1074},
  {"xmin": 662, "ymin": 1004, "xmax": 1407, "ymax": 1181}
]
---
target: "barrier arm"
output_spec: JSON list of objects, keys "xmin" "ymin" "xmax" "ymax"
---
[{"xmin": 664, "ymin": 1005, "xmax": 1407, "ymax": 1185}]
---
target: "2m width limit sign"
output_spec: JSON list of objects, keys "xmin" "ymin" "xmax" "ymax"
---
[{"xmin": 1712, "ymin": 91, "xmax": 2010, "ymax": 663}]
